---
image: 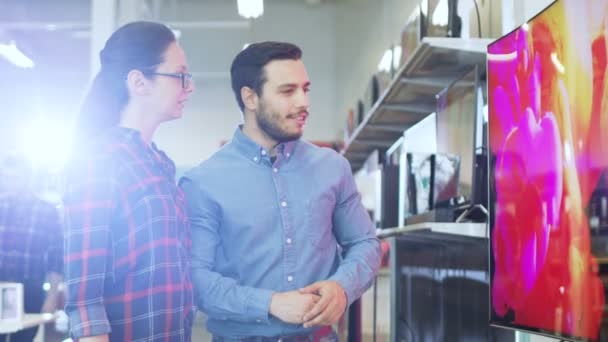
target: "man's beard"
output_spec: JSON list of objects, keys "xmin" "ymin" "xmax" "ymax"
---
[{"xmin": 255, "ymin": 102, "xmax": 304, "ymax": 143}]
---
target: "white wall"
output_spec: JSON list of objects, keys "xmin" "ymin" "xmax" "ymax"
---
[
  {"xmin": 334, "ymin": 0, "xmax": 415, "ymax": 130},
  {"xmin": 513, "ymin": 0, "xmax": 554, "ymax": 26}
]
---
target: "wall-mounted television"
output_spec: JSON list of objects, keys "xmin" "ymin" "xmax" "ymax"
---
[{"xmin": 488, "ymin": 0, "xmax": 608, "ymax": 340}]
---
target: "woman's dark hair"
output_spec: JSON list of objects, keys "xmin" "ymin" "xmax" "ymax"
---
[
  {"xmin": 73, "ymin": 21, "xmax": 175, "ymax": 148},
  {"xmin": 230, "ymin": 41, "xmax": 302, "ymax": 112}
]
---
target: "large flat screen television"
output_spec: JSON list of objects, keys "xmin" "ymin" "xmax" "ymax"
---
[{"xmin": 488, "ymin": 0, "xmax": 608, "ymax": 340}]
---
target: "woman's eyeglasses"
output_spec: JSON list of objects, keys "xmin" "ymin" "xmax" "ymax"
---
[{"xmin": 151, "ymin": 72, "xmax": 193, "ymax": 89}]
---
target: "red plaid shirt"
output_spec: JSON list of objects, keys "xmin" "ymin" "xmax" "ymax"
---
[
  {"xmin": 63, "ymin": 127, "xmax": 193, "ymax": 341},
  {"xmin": 0, "ymin": 194, "xmax": 63, "ymax": 284}
]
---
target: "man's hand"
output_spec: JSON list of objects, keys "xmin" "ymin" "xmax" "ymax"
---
[
  {"xmin": 299, "ymin": 280, "xmax": 347, "ymax": 328},
  {"xmin": 269, "ymin": 290, "xmax": 320, "ymax": 324}
]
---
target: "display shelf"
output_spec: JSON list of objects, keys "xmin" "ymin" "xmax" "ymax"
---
[
  {"xmin": 377, "ymin": 221, "xmax": 487, "ymax": 240},
  {"xmin": 0, "ymin": 313, "xmax": 57, "ymax": 334},
  {"xmin": 342, "ymin": 37, "xmax": 493, "ymax": 170}
]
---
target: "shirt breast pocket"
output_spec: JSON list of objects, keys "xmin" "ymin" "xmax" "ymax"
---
[{"xmin": 305, "ymin": 193, "xmax": 336, "ymax": 249}]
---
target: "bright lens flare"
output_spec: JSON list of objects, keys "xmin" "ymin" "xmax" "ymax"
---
[{"xmin": 23, "ymin": 119, "xmax": 71, "ymax": 172}]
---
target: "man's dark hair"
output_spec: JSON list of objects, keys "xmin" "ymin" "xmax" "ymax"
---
[{"xmin": 230, "ymin": 41, "xmax": 302, "ymax": 112}]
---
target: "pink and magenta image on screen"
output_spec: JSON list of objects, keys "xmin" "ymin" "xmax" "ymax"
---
[{"xmin": 488, "ymin": 0, "xmax": 608, "ymax": 340}]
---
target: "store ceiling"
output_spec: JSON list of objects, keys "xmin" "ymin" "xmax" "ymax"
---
[
  {"xmin": 0, "ymin": 0, "xmax": 346, "ymax": 71},
  {"xmin": 0, "ymin": 0, "xmax": 357, "ymax": 81}
]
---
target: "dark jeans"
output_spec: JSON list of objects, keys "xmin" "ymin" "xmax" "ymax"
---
[
  {"xmin": 0, "ymin": 282, "xmax": 45, "ymax": 342},
  {"xmin": 212, "ymin": 326, "xmax": 338, "ymax": 342}
]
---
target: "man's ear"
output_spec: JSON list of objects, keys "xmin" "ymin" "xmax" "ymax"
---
[
  {"xmin": 241, "ymin": 86, "xmax": 259, "ymax": 111},
  {"xmin": 126, "ymin": 69, "xmax": 150, "ymax": 96}
]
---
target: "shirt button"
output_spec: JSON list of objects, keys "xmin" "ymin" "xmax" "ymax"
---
[
  {"xmin": 253, "ymin": 157, "xmax": 258, "ymax": 162},
  {"xmin": 287, "ymin": 275, "xmax": 294, "ymax": 282},
  {"xmin": 262, "ymin": 150, "xmax": 267, "ymax": 155},
  {"xmin": 286, "ymin": 238, "xmax": 292, "ymax": 245},
  {"xmin": 281, "ymin": 201, "xmax": 287, "ymax": 207},
  {"xmin": 273, "ymin": 168, "xmax": 278, "ymax": 173},
  {"xmin": 286, "ymin": 153, "xmax": 291, "ymax": 158}
]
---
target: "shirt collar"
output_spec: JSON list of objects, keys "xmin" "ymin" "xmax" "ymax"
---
[
  {"xmin": 232, "ymin": 126, "xmax": 298, "ymax": 164},
  {"xmin": 112, "ymin": 126, "xmax": 177, "ymax": 179}
]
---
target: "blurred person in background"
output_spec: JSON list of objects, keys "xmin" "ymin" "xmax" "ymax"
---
[
  {"xmin": 0, "ymin": 154, "xmax": 63, "ymax": 342},
  {"xmin": 63, "ymin": 21, "xmax": 195, "ymax": 342}
]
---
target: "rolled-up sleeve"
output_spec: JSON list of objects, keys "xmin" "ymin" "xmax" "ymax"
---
[
  {"xmin": 180, "ymin": 177, "xmax": 274, "ymax": 323},
  {"xmin": 63, "ymin": 156, "xmax": 117, "ymax": 339},
  {"xmin": 328, "ymin": 156, "xmax": 382, "ymax": 305}
]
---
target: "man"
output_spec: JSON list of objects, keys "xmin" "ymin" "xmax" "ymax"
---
[
  {"xmin": 180, "ymin": 41, "xmax": 381, "ymax": 341},
  {"xmin": 0, "ymin": 155, "xmax": 63, "ymax": 342}
]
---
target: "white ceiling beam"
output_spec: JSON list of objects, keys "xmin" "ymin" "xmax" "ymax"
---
[
  {"xmin": 0, "ymin": 22, "xmax": 90, "ymax": 30},
  {"xmin": 0, "ymin": 20, "xmax": 250, "ymax": 31},
  {"xmin": 164, "ymin": 21, "xmax": 250, "ymax": 29}
]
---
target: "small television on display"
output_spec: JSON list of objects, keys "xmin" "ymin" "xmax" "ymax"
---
[
  {"xmin": 436, "ymin": 66, "xmax": 479, "ymax": 205},
  {"xmin": 398, "ymin": 111, "xmax": 464, "ymax": 221},
  {"xmin": 380, "ymin": 137, "xmax": 403, "ymax": 229},
  {"xmin": 488, "ymin": 0, "xmax": 608, "ymax": 341},
  {"xmin": 420, "ymin": 0, "xmax": 462, "ymax": 38},
  {"xmin": 0, "ymin": 282, "xmax": 23, "ymax": 322},
  {"xmin": 398, "ymin": 113, "xmax": 436, "ymax": 222}
]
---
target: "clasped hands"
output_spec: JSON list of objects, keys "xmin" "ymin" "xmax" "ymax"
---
[{"xmin": 269, "ymin": 280, "xmax": 347, "ymax": 328}]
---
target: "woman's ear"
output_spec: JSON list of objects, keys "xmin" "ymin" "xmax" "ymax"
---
[
  {"xmin": 241, "ymin": 86, "xmax": 259, "ymax": 111},
  {"xmin": 126, "ymin": 69, "xmax": 150, "ymax": 96}
]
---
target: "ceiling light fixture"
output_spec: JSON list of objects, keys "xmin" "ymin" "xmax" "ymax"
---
[
  {"xmin": 0, "ymin": 41, "xmax": 35, "ymax": 68},
  {"xmin": 237, "ymin": 0, "xmax": 264, "ymax": 19}
]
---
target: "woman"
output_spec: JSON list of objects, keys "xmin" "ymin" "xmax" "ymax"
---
[{"xmin": 63, "ymin": 21, "xmax": 195, "ymax": 342}]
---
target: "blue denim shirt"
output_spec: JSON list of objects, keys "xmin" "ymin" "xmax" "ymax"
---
[{"xmin": 180, "ymin": 127, "xmax": 381, "ymax": 338}]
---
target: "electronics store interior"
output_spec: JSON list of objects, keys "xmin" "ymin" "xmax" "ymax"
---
[{"xmin": 2, "ymin": 0, "xmax": 608, "ymax": 341}]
